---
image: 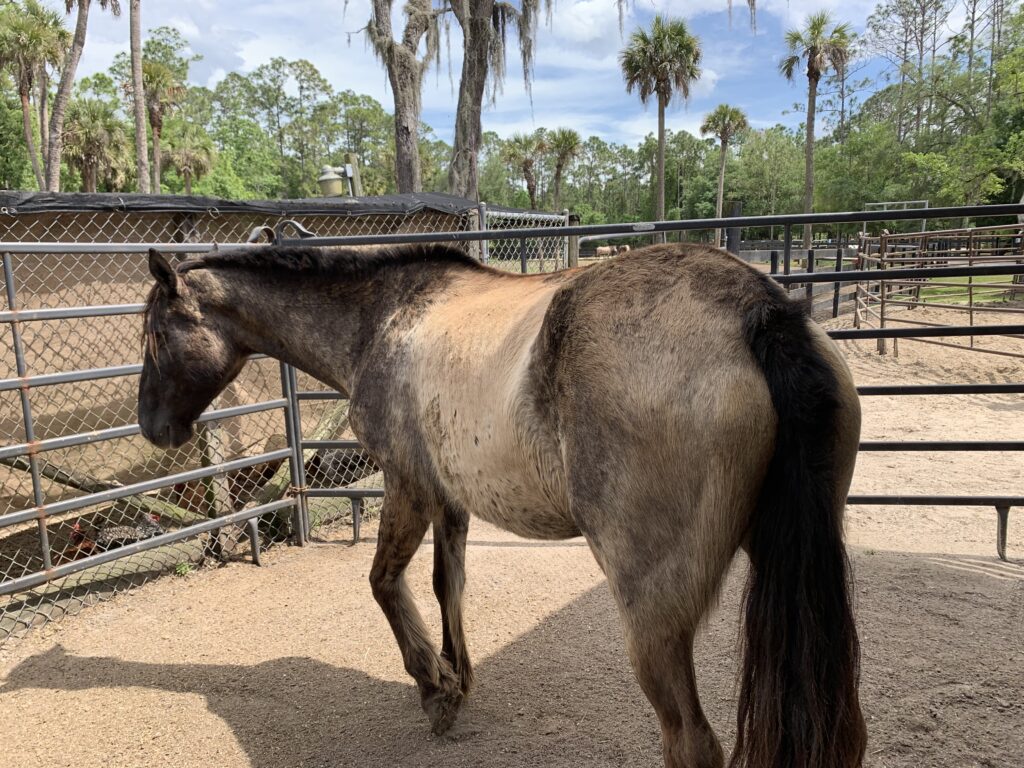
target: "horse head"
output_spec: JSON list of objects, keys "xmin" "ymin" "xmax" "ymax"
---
[{"xmin": 138, "ymin": 249, "xmax": 249, "ymax": 449}]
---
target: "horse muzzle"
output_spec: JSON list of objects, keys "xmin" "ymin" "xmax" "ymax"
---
[{"xmin": 140, "ymin": 415, "xmax": 195, "ymax": 450}]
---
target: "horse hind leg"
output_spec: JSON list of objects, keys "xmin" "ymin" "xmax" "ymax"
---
[
  {"xmin": 370, "ymin": 484, "xmax": 463, "ymax": 734},
  {"xmin": 578, "ymin": 485, "xmax": 751, "ymax": 768},
  {"xmin": 431, "ymin": 506, "xmax": 474, "ymax": 695}
]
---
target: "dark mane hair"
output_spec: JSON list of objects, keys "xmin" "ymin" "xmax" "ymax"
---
[{"xmin": 177, "ymin": 243, "xmax": 484, "ymax": 278}]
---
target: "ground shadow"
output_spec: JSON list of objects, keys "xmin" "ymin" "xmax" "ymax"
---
[
  {"xmin": 3, "ymin": 549, "xmax": 1023, "ymax": 767},
  {"xmin": 1, "ymin": 584, "xmax": 663, "ymax": 768}
]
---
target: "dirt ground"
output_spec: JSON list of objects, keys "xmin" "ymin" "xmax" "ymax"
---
[{"xmin": 1, "ymin": 307, "xmax": 1022, "ymax": 768}]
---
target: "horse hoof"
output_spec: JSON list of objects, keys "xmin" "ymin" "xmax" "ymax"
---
[{"xmin": 425, "ymin": 687, "xmax": 464, "ymax": 735}]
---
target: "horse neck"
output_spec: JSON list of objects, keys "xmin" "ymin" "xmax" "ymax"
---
[{"xmin": 193, "ymin": 262, "xmax": 442, "ymax": 393}]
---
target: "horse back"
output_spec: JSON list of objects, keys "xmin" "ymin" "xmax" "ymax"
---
[{"xmin": 396, "ymin": 270, "xmax": 579, "ymax": 538}]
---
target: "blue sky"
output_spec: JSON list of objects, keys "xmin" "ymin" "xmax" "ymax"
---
[{"xmin": 72, "ymin": 0, "xmax": 899, "ymax": 147}]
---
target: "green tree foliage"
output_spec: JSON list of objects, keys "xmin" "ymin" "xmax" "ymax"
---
[
  {"xmin": 62, "ymin": 95, "xmax": 129, "ymax": 192},
  {"xmin": 0, "ymin": 77, "xmax": 32, "ymax": 188},
  {"xmin": 0, "ymin": 0, "xmax": 69, "ymax": 189}
]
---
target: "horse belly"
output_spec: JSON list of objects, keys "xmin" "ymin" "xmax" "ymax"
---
[
  {"xmin": 426, "ymin": 409, "xmax": 577, "ymax": 540},
  {"xmin": 456, "ymin": 465, "xmax": 578, "ymax": 541}
]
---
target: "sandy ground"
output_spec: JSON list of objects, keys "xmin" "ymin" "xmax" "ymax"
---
[{"xmin": 1, "ymin": 306, "xmax": 1022, "ymax": 768}]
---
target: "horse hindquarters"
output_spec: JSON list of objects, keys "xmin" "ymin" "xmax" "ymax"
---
[{"xmin": 563, "ymin": 372, "xmax": 775, "ymax": 768}]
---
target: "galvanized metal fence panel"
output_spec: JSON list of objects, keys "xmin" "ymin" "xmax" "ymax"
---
[
  {"xmin": 3, "ymin": 200, "xmax": 1023, "ymax": 646},
  {"xmin": 0, "ymin": 203, "xmax": 474, "ymax": 645}
]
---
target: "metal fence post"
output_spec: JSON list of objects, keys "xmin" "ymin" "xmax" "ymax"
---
[
  {"xmin": 806, "ymin": 248, "xmax": 816, "ymax": 302},
  {"xmin": 770, "ymin": 250, "xmax": 779, "ymax": 275},
  {"xmin": 520, "ymin": 237, "xmax": 528, "ymax": 274},
  {"xmin": 279, "ymin": 362, "xmax": 308, "ymax": 545},
  {"xmin": 352, "ymin": 497, "xmax": 362, "ymax": 543},
  {"xmin": 783, "ymin": 226, "xmax": 793, "ymax": 276},
  {"xmin": 478, "ymin": 202, "xmax": 489, "ymax": 263},
  {"xmin": 832, "ymin": 247, "xmax": 844, "ymax": 318},
  {"xmin": 3, "ymin": 253, "xmax": 53, "ymax": 570}
]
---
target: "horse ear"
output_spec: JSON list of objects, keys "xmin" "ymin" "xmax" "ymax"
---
[{"xmin": 148, "ymin": 249, "xmax": 179, "ymax": 296}]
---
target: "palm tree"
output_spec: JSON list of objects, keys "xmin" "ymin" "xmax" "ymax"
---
[
  {"xmin": 0, "ymin": 0, "xmax": 70, "ymax": 190},
  {"xmin": 547, "ymin": 128, "xmax": 581, "ymax": 212},
  {"xmin": 62, "ymin": 96, "xmax": 128, "ymax": 192},
  {"xmin": 46, "ymin": 0, "xmax": 122, "ymax": 191},
  {"xmin": 128, "ymin": 0, "xmax": 149, "ymax": 192},
  {"xmin": 167, "ymin": 122, "xmax": 215, "ymax": 195},
  {"xmin": 780, "ymin": 11, "xmax": 852, "ymax": 247},
  {"xmin": 700, "ymin": 104, "xmax": 748, "ymax": 248},
  {"xmin": 619, "ymin": 15, "xmax": 701, "ymax": 238},
  {"xmin": 142, "ymin": 59, "xmax": 184, "ymax": 193},
  {"xmin": 503, "ymin": 132, "xmax": 547, "ymax": 210}
]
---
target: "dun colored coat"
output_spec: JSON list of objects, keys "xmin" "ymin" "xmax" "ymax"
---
[{"xmin": 139, "ymin": 242, "xmax": 867, "ymax": 768}]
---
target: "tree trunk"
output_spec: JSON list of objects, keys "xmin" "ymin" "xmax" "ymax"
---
[
  {"xmin": 553, "ymin": 164, "xmax": 564, "ymax": 212},
  {"xmin": 184, "ymin": 170, "xmax": 192, "ymax": 196},
  {"xmin": 803, "ymin": 73, "xmax": 818, "ymax": 248},
  {"xmin": 524, "ymin": 160, "xmax": 537, "ymax": 210},
  {"xmin": 19, "ymin": 87, "xmax": 45, "ymax": 190},
  {"xmin": 656, "ymin": 95, "xmax": 666, "ymax": 244},
  {"xmin": 47, "ymin": 0, "xmax": 91, "ymax": 191},
  {"xmin": 85, "ymin": 161, "xmax": 98, "ymax": 193},
  {"xmin": 130, "ymin": 0, "xmax": 151, "ymax": 194},
  {"xmin": 37, "ymin": 70, "xmax": 49, "ymax": 175},
  {"xmin": 448, "ymin": 0, "xmax": 494, "ymax": 200},
  {"xmin": 390, "ymin": 56, "xmax": 423, "ymax": 194},
  {"xmin": 151, "ymin": 120, "xmax": 162, "ymax": 193},
  {"xmin": 370, "ymin": 0, "xmax": 431, "ymax": 194},
  {"xmin": 715, "ymin": 139, "xmax": 727, "ymax": 248}
]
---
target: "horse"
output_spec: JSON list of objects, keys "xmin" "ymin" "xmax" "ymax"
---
[
  {"xmin": 138, "ymin": 242, "xmax": 866, "ymax": 768},
  {"xmin": 594, "ymin": 245, "xmax": 616, "ymax": 257}
]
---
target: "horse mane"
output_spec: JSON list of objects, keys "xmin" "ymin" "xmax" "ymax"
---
[{"xmin": 177, "ymin": 243, "xmax": 484, "ymax": 278}]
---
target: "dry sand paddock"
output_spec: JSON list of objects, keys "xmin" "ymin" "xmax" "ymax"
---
[{"xmin": 1, "ymin": 307, "xmax": 1022, "ymax": 768}]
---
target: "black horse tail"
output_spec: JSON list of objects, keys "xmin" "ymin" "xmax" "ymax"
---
[{"xmin": 731, "ymin": 285, "xmax": 867, "ymax": 768}]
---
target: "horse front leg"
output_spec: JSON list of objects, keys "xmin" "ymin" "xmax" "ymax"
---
[
  {"xmin": 370, "ymin": 487, "xmax": 463, "ymax": 734},
  {"xmin": 432, "ymin": 506, "xmax": 474, "ymax": 696}
]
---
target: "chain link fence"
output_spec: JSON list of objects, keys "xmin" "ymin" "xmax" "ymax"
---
[
  {"xmin": 479, "ymin": 204, "xmax": 570, "ymax": 273},
  {"xmin": 0, "ymin": 193, "xmax": 476, "ymax": 645}
]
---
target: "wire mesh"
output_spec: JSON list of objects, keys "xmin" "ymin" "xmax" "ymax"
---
[{"xmin": 483, "ymin": 208, "xmax": 569, "ymax": 273}]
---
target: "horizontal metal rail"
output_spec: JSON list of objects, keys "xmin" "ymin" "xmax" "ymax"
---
[
  {"xmin": 0, "ymin": 497, "xmax": 295, "ymax": 598},
  {"xmin": 0, "ymin": 399, "xmax": 287, "ymax": 461},
  {"xmin": 305, "ymin": 488, "xmax": 384, "ymax": 498},
  {"xmin": 0, "ymin": 448, "xmax": 293, "ymax": 527},
  {"xmin": 774, "ymin": 262, "xmax": 1024, "ymax": 285},
  {"xmin": 829, "ymin": 324, "xmax": 1024, "ymax": 340},
  {"xmin": 847, "ymin": 495, "xmax": 1022, "ymax": 506},
  {"xmin": 0, "ymin": 354, "xmax": 272, "ymax": 393},
  {"xmin": 859, "ymin": 441, "xmax": 1024, "ymax": 451},
  {"xmin": 857, "ymin": 383, "xmax": 1024, "ymax": 395},
  {"xmin": 0, "ymin": 304, "xmax": 146, "ymax": 323},
  {"xmin": 1, "ymin": 242, "xmax": 232, "ymax": 254},
  {"xmin": 296, "ymin": 390, "xmax": 344, "ymax": 401},
  {"xmin": 302, "ymin": 439, "xmax": 364, "ymax": 450},
  {"xmin": 0, "ymin": 364, "xmax": 142, "ymax": 393}
]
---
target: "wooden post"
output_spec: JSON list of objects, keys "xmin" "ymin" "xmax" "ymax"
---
[{"xmin": 344, "ymin": 152, "xmax": 364, "ymax": 197}]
